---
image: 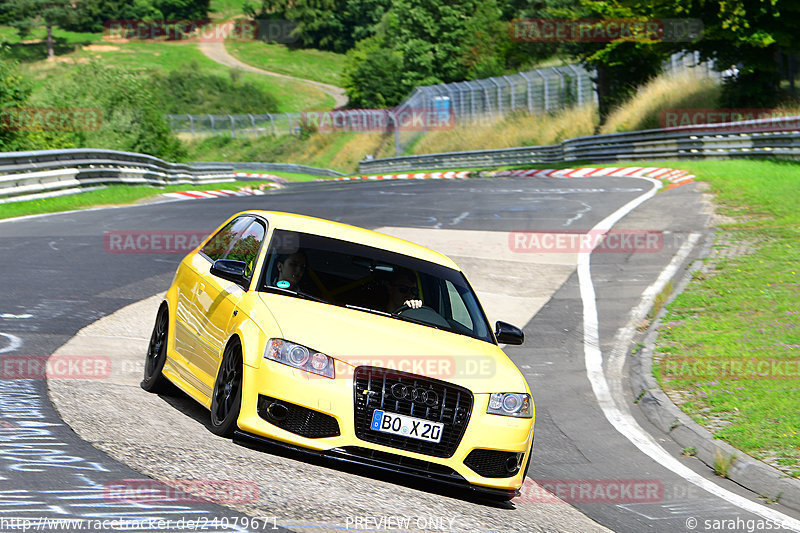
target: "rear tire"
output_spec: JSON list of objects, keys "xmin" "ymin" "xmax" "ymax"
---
[
  {"xmin": 141, "ymin": 305, "xmax": 170, "ymax": 393},
  {"xmin": 210, "ymin": 340, "xmax": 243, "ymax": 437}
]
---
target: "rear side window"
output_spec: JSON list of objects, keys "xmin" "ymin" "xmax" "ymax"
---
[{"xmin": 202, "ymin": 217, "xmax": 253, "ymax": 261}]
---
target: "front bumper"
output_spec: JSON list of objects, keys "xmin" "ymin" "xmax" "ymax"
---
[{"xmin": 236, "ymin": 360, "xmax": 534, "ymax": 494}]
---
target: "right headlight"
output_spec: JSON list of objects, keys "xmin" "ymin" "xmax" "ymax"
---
[
  {"xmin": 264, "ymin": 338, "xmax": 334, "ymax": 378},
  {"xmin": 487, "ymin": 393, "xmax": 532, "ymax": 418}
]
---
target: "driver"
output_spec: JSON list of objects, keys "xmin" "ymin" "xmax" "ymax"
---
[
  {"xmin": 275, "ymin": 250, "xmax": 306, "ymax": 290},
  {"xmin": 386, "ymin": 269, "xmax": 422, "ymax": 313}
]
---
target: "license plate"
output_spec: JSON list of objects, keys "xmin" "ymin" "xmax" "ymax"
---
[{"xmin": 370, "ymin": 410, "xmax": 443, "ymax": 443}]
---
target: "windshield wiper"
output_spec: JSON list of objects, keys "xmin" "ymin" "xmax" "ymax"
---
[
  {"xmin": 265, "ymin": 286, "xmax": 329, "ymax": 304},
  {"xmin": 392, "ymin": 313, "xmax": 454, "ymax": 333},
  {"xmin": 345, "ymin": 304, "xmax": 392, "ymax": 317}
]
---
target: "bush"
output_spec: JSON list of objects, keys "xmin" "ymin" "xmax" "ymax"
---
[
  {"xmin": 34, "ymin": 61, "xmax": 185, "ymax": 160},
  {"xmin": 153, "ymin": 62, "xmax": 279, "ymax": 114}
]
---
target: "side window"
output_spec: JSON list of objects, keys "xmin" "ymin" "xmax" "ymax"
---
[
  {"xmin": 445, "ymin": 280, "xmax": 473, "ymax": 329},
  {"xmin": 202, "ymin": 217, "xmax": 253, "ymax": 261},
  {"xmin": 226, "ymin": 221, "xmax": 266, "ymax": 278}
]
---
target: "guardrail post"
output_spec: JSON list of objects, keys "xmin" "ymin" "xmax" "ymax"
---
[
  {"xmin": 229, "ymin": 115, "xmax": 235, "ymax": 138},
  {"xmin": 503, "ymin": 75, "xmax": 515, "ymax": 111},
  {"xmin": 269, "ymin": 114, "xmax": 275, "ymax": 135},
  {"xmin": 248, "ymin": 114, "xmax": 255, "ymax": 136},
  {"xmin": 208, "ymin": 114, "xmax": 215, "ymax": 134},
  {"xmin": 188, "ymin": 114, "xmax": 194, "ymax": 135}
]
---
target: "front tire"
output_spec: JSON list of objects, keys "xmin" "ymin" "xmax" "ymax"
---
[
  {"xmin": 141, "ymin": 305, "xmax": 170, "ymax": 393},
  {"xmin": 210, "ymin": 340, "xmax": 243, "ymax": 437}
]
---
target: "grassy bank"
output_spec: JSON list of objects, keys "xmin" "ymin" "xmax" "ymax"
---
[
  {"xmin": 649, "ymin": 159, "xmax": 800, "ymax": 478},
  {"xmin": 0, "ymin": 180, "xmax": 286, "ymax": 220},
  {"xmin": 2, "ymin": 27, "xmax": 334, "ymax": 113},
  {"xmin": 225, "ymin": 41, "xmax": 346, "ymax": 86}
]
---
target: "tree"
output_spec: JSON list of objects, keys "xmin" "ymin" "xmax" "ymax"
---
[
  {"xmin": 537, "ymin": 0, "xmax": 673, "ymax": 122},
  {"xmin": 664, "ymin": 0, "xmax": 800, "ymax": 107},
  {"xmin": 0, "ymin": 58, "xmax": 32, "ymax": 151},
  {"xmin": 1, "ymin": 0, "xmax": 78, "ymax": 59},
  {"xmin": 245, "ymin": 0, "xmax": 391, "ymax": 53},
  {"xmin": 343, "ymin": 0, "xmax": 509, "ymax": 108}
]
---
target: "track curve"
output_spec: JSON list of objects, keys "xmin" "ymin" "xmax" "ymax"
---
[{"xmin": 2, "ymin": 177, "xmax": 798, "ymax": 532}]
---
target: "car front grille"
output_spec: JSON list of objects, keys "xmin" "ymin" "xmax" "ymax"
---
[
  {"xmin": 257, "ymin": 395, "xmax": 340, "ymax": 438},
  {"xmin": 353, "ymin": 366, "xmax": 473, "ymax": 458},
  {"xmin": 463, "ymin": 449, "xmax": 523, "ymax": 478}
]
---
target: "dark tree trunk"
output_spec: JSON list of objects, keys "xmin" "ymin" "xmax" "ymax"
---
[{"xmin": 46, "ymin": 24, "xmax": 54, "ymax": 59}]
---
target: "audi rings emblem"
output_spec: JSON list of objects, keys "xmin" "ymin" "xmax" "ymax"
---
[{"xmin": 390, "ymin": 383, "xmax": 439, "ymax": 406}]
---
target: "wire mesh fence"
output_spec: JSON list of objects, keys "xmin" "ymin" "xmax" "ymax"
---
[{"xmin": 167, "ymin": 53, "xmax": 720, "ymax": 156}]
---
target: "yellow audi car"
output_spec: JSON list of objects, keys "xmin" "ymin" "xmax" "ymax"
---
[{"xmin": 142, "ymin": 210, "xmax": 534, "ymax": 499}]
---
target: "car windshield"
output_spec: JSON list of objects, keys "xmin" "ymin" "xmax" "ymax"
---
[{"xmin": 259, "ymin": 229, "xmax": 494, "ymax": 343}]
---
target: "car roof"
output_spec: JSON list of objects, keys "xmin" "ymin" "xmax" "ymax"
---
[{"xmin": 245, "ymin": 210, "xmax": 460, "ymax": 270}]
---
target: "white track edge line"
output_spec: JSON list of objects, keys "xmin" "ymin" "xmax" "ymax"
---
[{"xmin": 578, "ymin": 175, "xmax": 800, "ymax": 530}]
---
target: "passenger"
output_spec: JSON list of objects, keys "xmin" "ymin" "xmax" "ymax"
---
[
  {"xmin": 386, "ymin": 269, "xmax": 423, "ymax": 313},
  {"xmin": 275, "ymin": 251, "xmax": 306, "ymax": 290}
]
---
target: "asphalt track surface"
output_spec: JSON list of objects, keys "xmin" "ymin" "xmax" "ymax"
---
[{"xmin": 1, "ymin": 177, "xmax": 799, "ymax": 532}]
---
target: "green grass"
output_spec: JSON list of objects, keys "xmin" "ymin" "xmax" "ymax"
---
[
  {"xmin": 224, "ymin": 41, "xmax": 346, "ymax": 86},
  {"xmin": 0, "ymin": 180, "xmax": 280, "ymax": 220},
  {"xmin": 236, "ymin": 170, "xmax": 322, "ymax": 182},
  {"xmin": 3, "ymin": 26, "xmax": 333, "ymax": 113},
  {"xmin": 648, "ymin": 159, "xmax": 800, "ymax": 476},
  {"xmin": 210, "ymin": 0, "xmax": 248, "ymax": 18}
]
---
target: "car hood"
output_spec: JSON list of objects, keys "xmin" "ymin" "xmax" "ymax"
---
[{"xmin": 257, "ymin": 292, "xmax": 529, "ymax": 394}]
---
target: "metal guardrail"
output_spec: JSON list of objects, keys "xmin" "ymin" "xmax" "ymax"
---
[
  {"xmin": 192, "ymin": 161, "xmax": 344, "ymax": 177},
  {"xmin": 0, "ymin": 148, "xmax": 236, "ymax": 202},
  {"xmin": 358, "ymin": 116, "xmax": 800, "ymax": 173}
]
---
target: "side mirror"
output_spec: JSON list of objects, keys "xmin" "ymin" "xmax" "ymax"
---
[
  {"xmin": 210, "ymin": 259, "xmax": 249, "ymax": 287},
  {"xmin": 495, "ymin": 321, "xmax": 524, "ymax": 345}
]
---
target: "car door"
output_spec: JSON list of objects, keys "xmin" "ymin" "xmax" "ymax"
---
[
  {"xmin": 174, "ymin": 216, "xmax": 253, "ymax": 394},
  {"xmin": 193, "ymin": 218, "xmax": 266, "ymax": 391}
]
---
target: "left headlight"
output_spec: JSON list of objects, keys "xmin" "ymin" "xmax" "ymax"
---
[
  {"xmin": 264, "ymin": 339, "xmax": 334, "ymax": 379},
  {"xmin": 487, "ymin": 393, "xmax": 533, "ymax": 418}
]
